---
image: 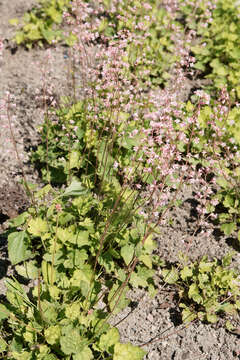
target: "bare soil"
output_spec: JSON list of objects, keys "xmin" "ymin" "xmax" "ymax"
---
[{"xmin": 0, "ymin": 1, "xmax": 239, "ymax": 359}]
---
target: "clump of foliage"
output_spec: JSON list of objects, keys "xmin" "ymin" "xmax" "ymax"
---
[
  {"xmin": 10, "ymin": 0, "xmax": 71, "ymax": 48},
  {"xmin": 31, "ymin": 100, "xmax": 146, "ymax": 186},
  {"xmin": 182, "ymin": 89, "xmax": 240, "ymax": 239},
  {"xmin": 7, "ymin": 180, "xmax": 158, "ymax": 297},
  {"xmin": 209, "ymin": 164, "xmax": 240, "ymax": 239},
  {"xmin": 0, "ymin": 177, "xmax": 157, "ymax": 358},
  {"xmin": 181, "ymin": 0, "xmax": 240, "ymax": 98},
  {"xmin": 162, "ymin": 254, "xmax": 240, "ymax": 328},
  {"xmin": 0, "ymin": 277, "xmax": 146, "ymax": 359},
  {"xmin": 97, "ymin": 0, "xmax": 180, "ymax": 87}
]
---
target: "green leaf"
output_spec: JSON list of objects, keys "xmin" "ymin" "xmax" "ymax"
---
[
  {"xmin": 108, "ymin": 283, "xmax": 130, "ymax": 315},
  {"xmin": 71, "ymin": 267, "xmax": 93, "ymax": 287},
  {"xmin": 15, "ymin": 260, "xmax": 38, "ymax": 279},
  {"xmin": 181, "ymin": 307, "xmax": 197, "ymax": 323},
  {"xmin": 60, "ymin": 328, "xmax": 83, "ymax": 355},
  {"xmin": 162, "ymin": 267, "xmax": 179, "ymax": 284},
  {"xmin": 130, "ymin": 265, "xmax": 154, "ymax": 289},
  {"xmin": 186, "ymin": 101, "xmax": 194, "ymax": 112},
  {"xmin": 42, "ymin": 260, "xmax": 55, "ymax": 285},
  {"xmin": 216, "ymin": 176, "xmax": 230, "ymax": 189},
  {"xmin": 46, "ymin": 7, "xmax": 62, "ymax": 23},
  {"xmin": 139, "ymin": 254, "xmax": 152, "ymax": 269},
  {"xmin": 210, "ymin": 59, "xmax": 227, "ymax": 76},
  {"xmin": 41, "ymin": 28, "xmax": 56, "ymax": 43},
  {"xmin": 198, "ymin": 259, "xmax": 214, "ymax": 273},
  {"xmin": 113, "ymin": 343, "xmax": 146, "ymax": 360},
  {"xmin": 6, "ymin": 278, "xmax": 32, "ymax": 308},
  {"xmin": 188, "ymin": 283, "xmax": 203, "ymax": 304},
  {"xmin": 9, "ymin": 18, "xmax": 19, "ymax": 26},
  {"xmin": 99, "ymin": 328, "xmax": 120, "ymax": 352},
  {"xmin": 69, "ymin": 151, "xmax": 80, "ymax": 169},
  {"xmin": 148, "ymin": 283, "xmax": 157, "ymax": 298},
  {"xmin": 9, "ymin": 337, "xmax": 23, "ymax": 353},
  {"xmin": 65, "ymin": 302, "xmax": 81, "ymax": 321},
  {"xmin": 120, "ymin": 244, "xmax": 134, "ymax": 266},
  {"xmin": 225, "ymin": 320, "xmax": 235, "ymax": 331},
  {"xmin": 76, "ymin": 231, "xmax": 90, "ymax": 247},
  {"xmin": 11, "ymin": 351, "xmax": 32, "ymax": 360},
  {"xmin": 220, "ymin": 302, "xmax": 236, "ymax": 315},
  {"xmin": 44, "ymin": 325, "xmax": 61, "ymax": 345},
  {"xmin": 96, "ymin": 141, "xmax": 114, "ymax": 176},
  {"xmin": 235, "ymin": 300, "xmax": 240, "ymax": 310},
  {"xmin": 57, "ymin": 227, "xmax": 74, "ymax": 243},
  {"xmin": 0, "ymin": 337, "xmax": 7, "ymax": 352},
  {"xmin": 49, "ymin": 285, "xmax": 60, "ymax": 300},
  {"xmin": 73, "ymin": 346, "xmax": 93, "ymax": 360},
  {"xmin": 220, "ymin": 222, "xmax": 236, "ymax": 236},
  {"xmin": 79, "ymin": 218, "xmax": 94, "ymax": 233},
  {"xmin": 222, "ymin": 253, "xmax": 233, "ymax": 267},
  {"xmin": 28, "ymin": 218, "xmax": 48, "ymax": 237},
  {"xmin": 64, "ymin": 249, "xmax": 88, "ymax": 268},
  {"xmin": 99, "ymin": 251, "xmax": 115, "ymax": 274},
  {"xmin": 10, "ymin": 212, "xmax": 29, "ymax": 227},
  {"xmin": 36, "ymin": 184, "xmax": 52, "ymax": 199},
  {"xmin": 206, "ymin": 312, "xmax": 218, "ymax": 323},
  {"xmin": 116, "ymin": 268, "xmax": 126, "ymax": 282},
  {"xmin": 15, "ymin": 32, "xmax": 25, "ymax": 44},
  {"xmin": 8, "ymin": 231, "xmax": 31, "ymax": 265},
  {"xmin": 98, "ymin": 18, "xmax": 109, "ymax": 32},
  {"xmin": 0, "ymin": 304, "xmax": 10, "ymax": 321},
  {"xmin": 143, "ymin": 234, "xmax": 156, "ymax": 254},
  {"xmin": 60, "ymin": 180, "xmax": 88, "ymax": 198},
  {"xmin": 42, "ymin": 355, "xmax": 57, "ymax": 360},
  {"xmin": 180, "ymin": 266, "xmax": 193, "ymax": 280},
  {"xmin": 223, "ymin": 194, "xmax": 235, "ymax": 208},
  {"xmin": 194, "ymin": 61, "xmax": 205, "ymax": 71},
  {"xmin": 65, "ymin": 33, "xmax": 77, "ymax": 46},
  {"xmin": 27, "ymin": 28, "xmax": 42, "ymax": 41},
  {"xmin": 130, "ymin": 272, "xmax": 147, "ymax": 288},
  {"xmin": 42, "ymin": 301, "xmax": 58, "ymax": 323}
]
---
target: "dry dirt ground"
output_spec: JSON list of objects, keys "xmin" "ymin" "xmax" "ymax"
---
[{"xmin": 0, "ymin": 1, "xmax": 240, "ymax": 359}]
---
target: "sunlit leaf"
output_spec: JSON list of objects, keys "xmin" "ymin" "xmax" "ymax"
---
[
  {"xmin": 113, "ymin": 343, "xmax": 146, "ymax": 360},
  {"xmin": 8, "ymin": 231, "xmax": 31, "ymax": 265}
]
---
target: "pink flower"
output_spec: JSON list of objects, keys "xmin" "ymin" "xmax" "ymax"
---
[{"xmin": 55, "ymin": 203, "xmax": 62, "ymax": 212}]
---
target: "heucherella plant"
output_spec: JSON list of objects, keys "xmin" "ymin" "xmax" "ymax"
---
[
  {"xmin": 95, "ymin": 0, "xmax": 180, "ymax": 87},
  {"xmin": 179, "ymin": 0, "xmax": 240, "ymax": 99},
  {"xmin": 0, "ymin": 277, "xmax": 146, "ymax": 359},
  {"xmin": 3, "ymin": 0, "xmax": 240, "ymax": 358},
  {"xmin": 179, "ymin": 87, "xmax": 240, "ymax": 239},
  {"xmin": 161, "ymin": 253, "xmax": 240, "ymax": 329},
  {"xmin": 9, "ymin": 0, "xmax": 71, "ymax": 48},
  {"xmin": 1, "ymin": 180, "xmax": 150, "ymax": 358},
  {"xmin": 1, "ymin": 2, "xmax": 206, "ymax": 358}
]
